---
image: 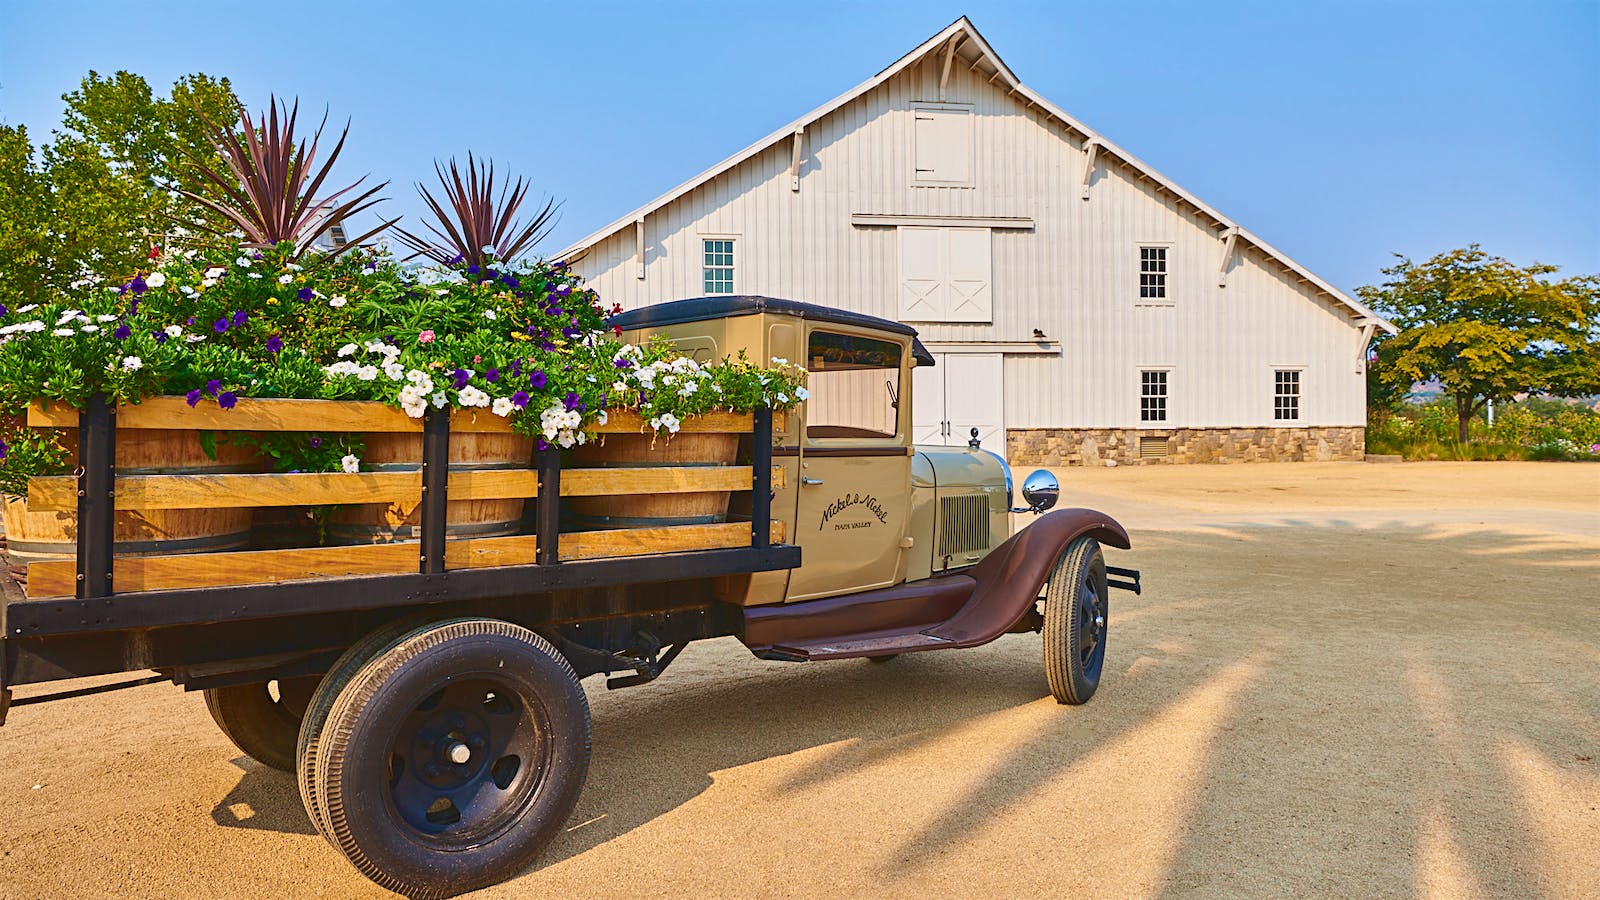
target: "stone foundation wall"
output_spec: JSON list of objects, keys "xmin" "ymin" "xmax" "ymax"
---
[{"xmin": 1007, "ymin": 426, "xmax": 1366, "ymax": 466}]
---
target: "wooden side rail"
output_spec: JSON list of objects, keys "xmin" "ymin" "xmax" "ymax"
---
[
  {"xmin": 28, "ymin": 397, "xmax": 782, "ymax": 435},
  {"xmin": 22, "ymin": 520, "xmax": 788, "ymax": 597},
  {"xmin": 25, "ymin": 465, "xmax": 786, "ymax": 512}
]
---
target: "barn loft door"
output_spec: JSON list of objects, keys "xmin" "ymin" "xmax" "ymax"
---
[{"xmin": 897, "ymin": 226, "xmax": 991, "ymax": 323}]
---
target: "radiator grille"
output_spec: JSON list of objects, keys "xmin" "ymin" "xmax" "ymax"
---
[
  {"xmin": 1138, "ymin": 436, "xmax": 1171, "ymax": 459},
  {"xmin": 939, "ymin": 494, "xmax": 991, "ymax": 557}
]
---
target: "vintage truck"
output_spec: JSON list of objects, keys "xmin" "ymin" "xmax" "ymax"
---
[{"xmin": 0, "ymin": 295, "xmax": 1137, "ymax": 898}]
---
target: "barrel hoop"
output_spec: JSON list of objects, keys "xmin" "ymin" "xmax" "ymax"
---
[
  {"xmin": 360, "ymin": 461, "xmax": 531, "ymax": 473},
  {"xmin": 115, "ymin": 463, "xmax": 261, "ymax": 475},
  {"xmin": 5, "ymin": 532, "xmax": 251, "ymax": 556},
  {"xmin": 567, "ymin": 513, "xmax": 727, "ymax": 529}
]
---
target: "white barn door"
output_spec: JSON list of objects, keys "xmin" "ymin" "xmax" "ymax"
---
[{"xmin": 912, "ymin": 353, "xmax": 1005, "ymax": 459}]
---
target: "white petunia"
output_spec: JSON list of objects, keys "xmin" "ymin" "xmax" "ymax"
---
[
  {"xmin": 200, "ymin": 278, "xmax": 216, "ymax": 288},
  {"xmin": 278, "ymin": 274, "xmax": 294, "ymax": 284},
  {"xmin": 56, "ymin": 310, "xmax": 81, "ymax": 325},
  {"xmin": 164, "ymin": 325, "xmax": 184, "ymax": 338},
  {"xmin": 52, "ymin": 328, "xmax": 73, "ymax": 336},
  {"xmin": 97, "ymin": 314, "xmax": 119, "ymax": 323},
  {"xmin": 356, "ymin": 365, "xmax": 379, "ymax": 381},
  {"xmin": 180, "ymin": 285, "xmax": 197, "ymax": 296},
  {"xmin": 383, "ymin": 362, "xmax": 405, "ymax": 381},
  {"xmin": 795, "ymin": 386, "xmax": 810, "ymax": 401},
  {"xmin": 79, "ymin": 324, "xmax": 100, "ymax": 333},
  {"xmin": 483, "ymin": 309, "xmax": 497, "ymax": 320},
  {"xmin": 771, "ymin": 357, "xmax": 788, "ymax": 366},
  {"xmin": 491, "ymin": 397, "xmax": 515, "ymax": 417},
  {"xmin": 457, "ymin": 386, "xmax": 491, "ymax": 408},
  {"xmin": 17, "ymin": 304, "xmax": 38, "ymax": 313},
  {"xmin": 247, "ymin": 273, "xmax": 262, "ymax": 279},
  {"xmin": 204, "ymin": 267, "xmax": 226, "ymax": 279},
  {"xmin": 337, "ymin": 343, "xmax": 358, "ymax": 357},
  {"xmin": 340, "ymin": 454, "xmax": 361, "ymax": 474},
  {"xmin": 431, "ymin": 392, "xmax": 449, "ymax": 409},
  {"xmin": 145, "ymin": 272, "xmax": 166, "ymax": 288},
  {"xmin": 120, "ymin": 356, "xmax": 143, "ymax": 371},
  {"xmin": 328, "ymin": 295, "xmax": 347, "ymax": 308},
  {"xmin": 185, "ymin": 334, "xmax": 206, "ymax": 343}
]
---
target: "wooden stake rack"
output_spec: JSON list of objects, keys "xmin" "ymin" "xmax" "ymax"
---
[{"xmin": 4, "ymin": 396, "xmax": 794, "ymax": 635}]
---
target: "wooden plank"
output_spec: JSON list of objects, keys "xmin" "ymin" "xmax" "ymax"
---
[
  {"xmin": 24, "ymin": 465, "xmax": 782, "ymax": 512},
  {"xmin": 29, "ymin": 398, "xmax": 781, "ymax": 436},
  {"xmin": 23, "ymin": 519, "xmax": 789, "ymax": 596}
]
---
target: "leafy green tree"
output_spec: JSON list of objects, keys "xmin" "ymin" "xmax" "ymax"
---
[
  {"xmin": 1359, "ymin": 246, "xmax": 1600, "ymax": 443},
  {"xmin": 0, "ymin": 71, "xmax": 237, "ymax": 304}
]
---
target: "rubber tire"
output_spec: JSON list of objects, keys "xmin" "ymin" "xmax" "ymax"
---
[
  {"xmin": 204, "ymin": 677, "xmax": 318, "ymax": 772},
  {"xmin": 297, "ymin": 614, "xmax": 441, "ymax": 838},
  {"xmin": 312, "ymin": 618, "xmax": 591, "ymax": 899},
  {"xmin": 1043, "ymin": 537, "xmax": 1108, "ymax": 705}
]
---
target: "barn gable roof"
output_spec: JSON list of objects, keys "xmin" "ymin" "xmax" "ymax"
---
[{"xmin": 558, "ymin": 17, "xmax": 1395, "ymax": 334}]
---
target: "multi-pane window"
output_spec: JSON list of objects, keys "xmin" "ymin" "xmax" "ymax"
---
[
  {"xmin": 1139, "ymin": 247, "xmax": 1168, "ymax": 300},
  {"xmin": 1274, "ymin": 370, "xmax": 1301, "ymax": 421},
  {"xmin": 702, "ymin": 239, "xmax": 734, "ymax": 294},
  {"xmin": 1140, "ymin": 370, "xmax": 1168, "ymax": 422}
]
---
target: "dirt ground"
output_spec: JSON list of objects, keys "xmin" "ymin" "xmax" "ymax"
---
[{"xmin": 1, "ymin": 461, "xmax": 1596, "ymax": 899}]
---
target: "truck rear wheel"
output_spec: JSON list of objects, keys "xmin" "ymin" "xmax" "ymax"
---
[
  {"xmin": 203, "ymin": 677, "xmax": 318, "ymax": 772},
  {"xmin": 1043, "ymin": 537, "xmax": 1108, "ymax": 705},
  {"xmin": 308, "ymin": 618, "xmax": 592, "ymax": 898}
]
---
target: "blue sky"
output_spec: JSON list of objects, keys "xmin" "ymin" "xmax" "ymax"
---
[{"xmin": 2, "ymin": 0, "xmax": 1596, "ymax": 294}]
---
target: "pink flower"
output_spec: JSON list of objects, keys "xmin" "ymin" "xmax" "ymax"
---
[{"xmin": 418, "ymin": 330, "xmax": 435, "ymax": 344}]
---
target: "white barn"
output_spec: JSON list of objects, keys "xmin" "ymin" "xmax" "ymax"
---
[{"xmin": 560, "ymin": 17, "xmax": 1395, "ymax": 464}]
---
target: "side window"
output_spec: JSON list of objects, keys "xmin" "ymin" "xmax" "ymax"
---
[
  {"xmin": 1139, "ymin": 246, "xmax": 1168, "ymax": 302},
  {"xmin": 703, "ymin": 239, "xmax": 734, "ymax": 294},
  {"xmin": 805, "ymin": 330, "xmax": 903, "ymax": 441},
  {"xmin": 1140, "ymin": 370, "xmax": 1168, "ymax": 422},
  {"xmin": 1274, "ymin": 370, "xmax": 1301, "ymax": 421}
]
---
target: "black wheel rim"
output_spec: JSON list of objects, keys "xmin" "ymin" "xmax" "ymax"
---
[
  {"xmin": 385, "ymin": 676, "xmax": 551, "ymax": 849},
  {"xmin": 1077, "ymin": 570, "xmax": 1105, "ymax": 672}
]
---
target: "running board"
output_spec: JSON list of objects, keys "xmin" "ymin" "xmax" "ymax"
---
[{"xmin": 770, "ymin": 631, "xmax": 953, "ymax": 661}]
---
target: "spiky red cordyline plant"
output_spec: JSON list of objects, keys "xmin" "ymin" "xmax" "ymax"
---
[
  {"xmin": 393, "ymin": 153, "xmax": 559, "ymax": 269},
  {"xmin": 178, "ymin": 96, "xmax": 397, "ymax": 262}
]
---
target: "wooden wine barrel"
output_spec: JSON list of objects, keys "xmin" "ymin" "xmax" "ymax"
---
[
  {"xmin": 1, "ymin": 429, "xmax": 257, "ymax": 569},
  {"xmin": 566, "ymin": 432, "xmax": 739, "ymax": 530},
  {"xmin": 327, "ymin": 431, "xmax": 534, "ymax": 544}
]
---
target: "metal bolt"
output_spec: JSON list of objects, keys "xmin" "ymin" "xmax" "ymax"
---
[{"xmin": 447, "ymin": 742, "xmax": 471, "ymax": 765}]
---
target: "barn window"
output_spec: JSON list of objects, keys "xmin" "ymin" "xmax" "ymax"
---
[
  {"xmin": 897, "ymin": 226, "xmax": 991, "ymax": 322},
  {"xmin": 1140, "ymin": 370, "xmax": 1168, "ymax": 422},
  {"xmin": 702, "ymin": 239, "xmax": 735, "ymax": 294},
  {"xmin": 912, "ymin": 104, "xmax": 974, "ymax": 187},
  {"xmin": 1274, "ymin": 370, "xmax": 1301, "ymax": 421},
  {"xmin": 1139, "ymin": 247, "xmax": 1168, "ymax": 301}
]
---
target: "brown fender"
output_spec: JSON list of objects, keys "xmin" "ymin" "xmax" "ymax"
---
[{"xmin": 926, "ymin": 508, "xmax": 1130, "ymax": 647}]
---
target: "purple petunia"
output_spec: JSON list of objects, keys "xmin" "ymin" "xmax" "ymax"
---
[
  {"xmin": 536, "ymin": 437, "xmax": 549, "ymax": 451},
  {"xmin": 153, "ymin": 330, "xmax": 168, "ymax": 344},
  {"xmin": 218, "ymin": 392, "xmax": 238, "ymax": 409},
  {"xmin": 214, "ymin": 318, "xmax": 230, "ymax": 333},
  {"xmin": 129, "ymin": 275, "xmax": 148, "ymax": 295},
  {"xmin": 309, "ymin": 436, "xmax": 323, "ymax": 449},
  {"xmin": 266, "ymin": 335, "xmax": 283, "ymax": 353},
  {"xmin": 0, "ymin": 305, "xmax": 8, "ymax": 317},
  {"xmin": 511, "ymin": 391, "xmax": 529, "ymax": 409},
  {"xmin": 467, "ymin": 265, "xmax": 480, "ymax": 276},
  {"xmin": 0, "ymin": 438, "xmax": 8, "ymax": 461},
  {"xmin": 114, "ymin": 324, "xmax": 131, "ymax": 341},
  {"xmin": 563, "ymin": 391, "xmax": 584, "ymax": 412},
  {"xmin": 232, "ymin": 310, "xmax": 248, "ymax": 328},
  {"xmin": 297, "ymin": 287, "xmax": 313, "ymax": 301},
  {"xmin": 205, "ymin": 379, "xmax": 222, "ymax": 397},
  {"xmin": 452, "ymin": 368, "xmax": 470, "ymax": 390},
  {"xmin": 448, "ymin": 253, "xmax": 464, "ymax": 265},
  {"xmin": 528, "ymin": 370, "xmax": 548, "ymax": 390},
  {"xmin": 553, "ymin": 284, "xmax": 571, "ymax": 298},
  {"xmin": 185, "ymin": 388, "xmax": 203, "ymax": 407},
  {"xmin": 511, "ymin": 358, "xmax": 523, "ymax": 376},
  {"xmin": 485, "ymin": 368, "xmax": 500, "ymax": 383},
  {"xmin": 613, "ymin": 357, "xmax": 632, "ymax": 369},
  {"xmin": 500, "ymin": 275, "xmax": 520, "ymax": 289}
]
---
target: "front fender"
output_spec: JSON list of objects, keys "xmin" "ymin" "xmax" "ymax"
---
[{"xmin": 930, "ymin": 508, "xmax": 1130, "ymax": 647}]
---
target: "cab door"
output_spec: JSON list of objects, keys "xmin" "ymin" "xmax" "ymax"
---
[{"xmin": 786, "ymin": 326, "xmax": 913, "ymax": 602}]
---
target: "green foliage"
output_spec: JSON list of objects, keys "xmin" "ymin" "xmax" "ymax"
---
[
  {"xmin": 1366, "ymin": 398, "xmax": 1600, "ymax": 461},
  {"xmin": 0, "ymin": 73, "xmax": 238, "ymax": 309},
  {"xmin": 1359, "ymin": 246, "xmax": 1600, "ymax": 443},
  {"xmin": 0, "ymin": 426, "xmax": 71, "ymax": 498}
]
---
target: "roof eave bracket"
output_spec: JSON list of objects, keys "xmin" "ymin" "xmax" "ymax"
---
[
  {"xmin": 1218, "ymin": 228, "xmax": 1239, "ymax": 287},
  {"xmin": 789, "ymin": 128, "xmax": 805, "ymax": 191},
  {"xmin": 1080, "ymin": 140, "xmax": 1101, "ymax": 200},
  {"xmin": 938, "ymin": 34, "xmax": 965, "ymax": 101}
]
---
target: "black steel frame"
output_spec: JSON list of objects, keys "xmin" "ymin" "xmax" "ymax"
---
[{"xmin": 2, "ymin": 395, "xmax": 796, "ymax": 691}]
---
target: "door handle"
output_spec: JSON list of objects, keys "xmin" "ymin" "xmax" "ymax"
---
[{"xmin": 801, "ymin": 476, "xmax": 824, "ymax": 486}]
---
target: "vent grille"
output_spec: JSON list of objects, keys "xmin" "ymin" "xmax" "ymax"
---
[
  {"xmin": 1138, "ymin": 436, "xmax": 1171, "ymax": 459},
  {"xmin": 939, "ymin": 494, "xmax": 991, "ymax": 557}
]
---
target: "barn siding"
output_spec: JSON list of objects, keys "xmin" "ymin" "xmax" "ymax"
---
[{"xmin": 573, "ymin": 55, "xmax": 1367, "ymax": 432}]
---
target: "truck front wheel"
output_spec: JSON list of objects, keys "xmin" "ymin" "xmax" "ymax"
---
[
  {"xmin": 307, "ymin": 618, "xmax": 592, "ymax": 898},
  {"xmin": 1042, "ymin": 537, "xmax": 1108, "ymax": 705},
  {"xmin": 203, "ymin": 677, "xmax": 318, "ymax": 772}
]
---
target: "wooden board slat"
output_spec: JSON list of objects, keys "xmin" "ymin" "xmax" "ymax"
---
[
  {"xmin": 29, "ymin": 399, "xmax": 782, "ymax": 435},
  {"xmin": 24, "ymin": 465, "xmax": 782, "ymax": 512},
  {"xmin": 22, "ymin": 519, "xmax": 789, "ymax": 596}
]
